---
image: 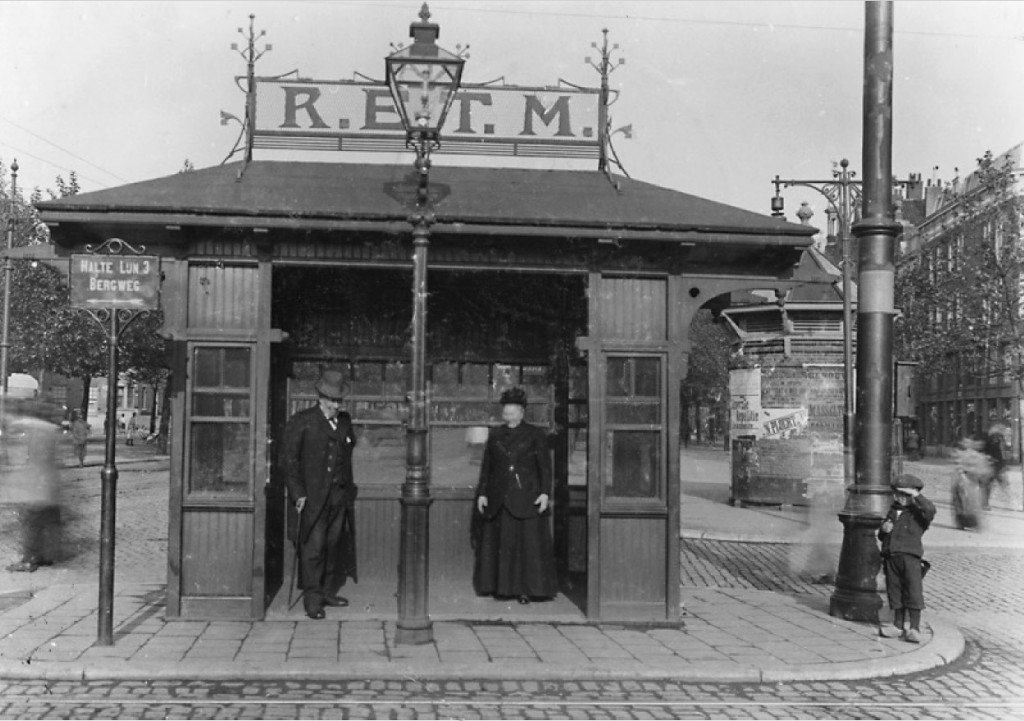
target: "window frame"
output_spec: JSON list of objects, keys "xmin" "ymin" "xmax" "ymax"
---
[
  {"xmin": 183, "ymin": 342, "xmax": 257, "ymax": 503},
  {"xmin": 600, "ymin": 352, "xmax": 668, "ymax": 513}
]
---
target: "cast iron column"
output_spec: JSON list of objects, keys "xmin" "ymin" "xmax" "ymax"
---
[
  {"xmin": 0, "ymin": 161, "xmax": 17, "ymax": 447},
  {"xmin": 830, "ymin": 0, "xmax": 900, "ymax": 622},
  {"xmin": 838, "ymin": 167, "xmax": 856, "ymax": 487},
  {"xmin": 396, "ymin": 146, "xmax": 435, "ymax": 646},
  {"xmin": 98, "ymin": 310, "xmax": 120, "ymax": 645}
]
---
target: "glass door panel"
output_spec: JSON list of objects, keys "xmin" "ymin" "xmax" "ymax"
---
[{"xmin": 602, "ymin": 355, "xmax": 665, "ymax": 504}]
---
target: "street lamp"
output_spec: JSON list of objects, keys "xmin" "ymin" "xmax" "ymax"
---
[
  {"xmin": 385, "ymin": 3, "xmax": 464, "ymax": 646},
  {"xmin": 772, "ymin": 158, "xmax": 861, "ymax": 487}
]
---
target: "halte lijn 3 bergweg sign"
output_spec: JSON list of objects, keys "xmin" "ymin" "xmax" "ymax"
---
[{"xmin": 70, "ymin": 255, "xmax": 160, "ymax": 310}]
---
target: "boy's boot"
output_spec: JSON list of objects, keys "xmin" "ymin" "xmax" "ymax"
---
[{"xmin": 903, "ymin": 609, "xmax": 922, "ymax": 643}]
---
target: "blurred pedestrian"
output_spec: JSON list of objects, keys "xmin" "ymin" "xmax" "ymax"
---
[
  {"xmin": 126, "ymin": 412, "xmax": 138, "ymax": 446},
  {"xmin": 4, "ymin": 400, "xmax": 63, "ymax": 572},
  {"xmin": 951, "ymin": 438, "xmax": 990, "ymax": 530},
  {"xmin": 905, "ymin": 427, "xmax": 920, "ymax": 461},
  {"xmin": 878, "ymin": 474, "xmax": 936, "ymax": 643},
  {"xmin": 69, "ymin": 411, "xmax": 90, "ymax": 467},
  {"xmin": 473, "ymin": 387, "xmax": 557, "ymax": 604},
  {"xmin": 982, "ymin": 423, "xmax": 1008, "ymax": 510}
]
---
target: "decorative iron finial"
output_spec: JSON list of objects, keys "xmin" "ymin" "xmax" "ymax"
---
[
  {"xmin": 585, "ymin": 29, "xmax": 629, "ymax": 185},
  {"xmin": 796, "ymin": 201, "xmax": 814, "ymax": 225},
  {"xmin": 222, "ymin": 14, "xmax": 271, "ymax": 174}
]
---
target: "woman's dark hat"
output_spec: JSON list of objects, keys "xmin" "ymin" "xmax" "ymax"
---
[
  {"xmin": 315, "ymin": 370, "xmax": 350, "ymax": 400},
  {"xmin": 891, "ymin": 474, "xmax": 924, "ymax": 491},
  {"xmin": 499, "ymin": 387, "xmax": 528, "ymax": 407}
]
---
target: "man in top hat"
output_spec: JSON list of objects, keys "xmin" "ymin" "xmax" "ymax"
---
[{"xmin": 282, "ymin": 370, "xmax": 358, "ymax": 619}]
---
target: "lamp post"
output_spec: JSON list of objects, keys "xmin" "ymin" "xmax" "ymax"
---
[
  {"xmin": 385, "ymin": 3, "xmax": 464, "ymax": 646},
  {"xmin": 829, "ymin": 0, "xmax": 901, "ymax": 623},
  {"xmin": 772, "ymin": 159, "xmax": 861, "ymax": 486}
]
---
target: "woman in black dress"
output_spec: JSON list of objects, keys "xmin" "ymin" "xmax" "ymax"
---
[{"xmin": 473, "ymin": 387, "xmax": 557, "ymax": 603}]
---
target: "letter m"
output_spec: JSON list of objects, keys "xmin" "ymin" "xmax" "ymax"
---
[{"xmin": 521, "ymin": 95, "xmax": 573, "ymax": 137}]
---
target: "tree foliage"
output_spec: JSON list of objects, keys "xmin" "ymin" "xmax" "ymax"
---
[
  {"xmin": 0, "ymin": 163, "xmax": 168, "ymax": 407},
  {"xmin": 682, "ymin": 309, "xmax": 731, "ymax": 408},
  {"xmin": 895, "ymin": 151, "xmax": 1024, "ymax": 387}
]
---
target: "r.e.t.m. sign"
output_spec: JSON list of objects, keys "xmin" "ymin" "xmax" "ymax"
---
[{"xmin": 70, "ymin": 254, "xmax": 160, "ymax": 310}]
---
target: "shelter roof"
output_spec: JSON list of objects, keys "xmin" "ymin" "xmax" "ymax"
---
[
  {"xmin": 724, "ymin": 245, "xmax": 852, "ymax": 306},
  {"xmin": 37, "ymin": 161, "xmax": 815, "ymax": 246}
]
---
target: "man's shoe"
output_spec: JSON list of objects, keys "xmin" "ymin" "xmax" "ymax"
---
[
  {"xmin": 322, "ymin": 595, "xmax": 349, "ymax": 607},
  {"xmin": 306, "ymin": 607, "xmax": 325, "ymax": 620},
  {"xmin": 879, "ymin": 625, "xmax": 903, "ymax": 638},
  {"xmin": 903, "ymin": 628, "xmax": 921, "ymax": 644}
]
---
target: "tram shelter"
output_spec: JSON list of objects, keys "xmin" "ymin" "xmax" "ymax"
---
[{"xmin": 36, "ymin": 160, "xmax": 817, "ymax": 624}]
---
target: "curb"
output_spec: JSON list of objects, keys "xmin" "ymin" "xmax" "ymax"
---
[
  {"xmin": 681, "ymin": 530, "xmax": 806, "ymax": 544},
  {"xmin": 0, "ymin": 620, "xmax": 964, "ymax": 684},
  {"xmin": 760, "ymin": 618, "xmax": 965, "ymax": 682}
]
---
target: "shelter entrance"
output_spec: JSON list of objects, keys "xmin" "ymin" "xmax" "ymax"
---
[{"xmin": 263, "ymin": 266, "xmax": 589, "ymax": 618}]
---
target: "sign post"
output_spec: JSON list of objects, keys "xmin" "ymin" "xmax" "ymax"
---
[{"xmin": 70, "ymin": 238, "xmax": 159, "ymax": 646}]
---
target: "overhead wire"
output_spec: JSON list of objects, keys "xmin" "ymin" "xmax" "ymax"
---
[
  {"xmin": 340, "ymin": 0, "xmax": 1024, "ymax": 41},
  {"xmin": 0, "ymin": 115, "xmax": 126, "ymax": 186},
  {"xmin": 0, "ymin": 141, "xmax": 113, "ymax": 192}
]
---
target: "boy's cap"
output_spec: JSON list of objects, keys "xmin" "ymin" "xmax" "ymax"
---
[{"xmin": 891, "ymin": 474, "xmax": 924, "ymax": 491}]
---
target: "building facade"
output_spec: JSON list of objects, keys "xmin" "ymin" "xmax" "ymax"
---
[{"xmin": 896, "ymin": 143, "xmax": 1024, "ymax": 461}]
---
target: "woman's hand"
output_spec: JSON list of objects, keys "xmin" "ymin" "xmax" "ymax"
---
[
  {"xmin": 477, "ymin": 496, "xmax": 488, "ymax": 514},
  {"xmin": 880, "ymin": 519, "xmax": 893, "ymax": 534},
  {"xmin": 535, "ymin": 493, "xmax": 549, "ymax": 514}
]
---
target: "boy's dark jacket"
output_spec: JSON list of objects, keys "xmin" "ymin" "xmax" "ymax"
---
[{"xmin": 878, "ymin": 494, "xmax": 936, "ymax": 557}]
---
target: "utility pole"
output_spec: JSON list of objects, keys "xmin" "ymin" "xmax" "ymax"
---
[
  {"xmin": 830, "ymin": 0, "xmax": 901, "ymax": 623},
  {"xmin": 0, "ymin": 160, "xmax": 18, "ymax": 450}
]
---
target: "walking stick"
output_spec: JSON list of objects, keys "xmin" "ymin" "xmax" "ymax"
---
[{"xmin": 287, "ymin": 500, "xmax": 304, "ymax": 610}]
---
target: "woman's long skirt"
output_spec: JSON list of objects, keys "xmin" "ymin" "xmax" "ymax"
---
[{"xmin": 473, "ymin": 508, "xmax": 558, "ymax": 599}]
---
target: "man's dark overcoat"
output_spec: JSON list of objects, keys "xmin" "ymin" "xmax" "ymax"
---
[{"xmin": 282, "ymin": 405, "xmax": 357, "ymax": 585}]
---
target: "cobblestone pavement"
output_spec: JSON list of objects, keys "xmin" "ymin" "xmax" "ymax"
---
[
  {"xmin": 0, "ymin": 440, "xmax": 167, "ymax": 588},
  {"xmin": 2, "ymin": 443, "xmax": 1024, "ymax": 718},
  {"xmin": 0, "ymin": 542, "xmax": 1021, "ymax": 718}
]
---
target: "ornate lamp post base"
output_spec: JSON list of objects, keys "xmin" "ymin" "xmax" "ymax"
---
[
  {"xmin": 829, "ymin": 511, "xmax": 883, "ymax": 623},
  {"xmin": 396, "ymin": 493, "xmax": 433, "ymax": 645}
]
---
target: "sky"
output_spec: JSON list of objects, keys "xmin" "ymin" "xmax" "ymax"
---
[{"xmin": 1, "ymin": 1, "xmax": 1022, "ymax": 220}]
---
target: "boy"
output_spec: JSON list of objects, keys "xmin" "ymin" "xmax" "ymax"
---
[{"xmin": 878, "ymin": 474, "xmax": 936, "ymax": 643}]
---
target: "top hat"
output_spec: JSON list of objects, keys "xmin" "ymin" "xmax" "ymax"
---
[
  {"xmin": 499, "ymin": 387, "xmax": 528, "ymax": 407},
  {"xmin": 315, "ymin": 370, "xmax": 350, "ymax": 400}
]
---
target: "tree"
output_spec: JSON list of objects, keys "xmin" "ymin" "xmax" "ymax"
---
[
  {"xmin": 682, "ymin": 309, "xmax": 732, "ymax": 443},
  {"xmin": 895, "ymin": 150, "xmax": 1024, "ymax": 434},
  {"xmin": 1, "ymin": 165, "xmax": 168, "ymax": 423}
]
